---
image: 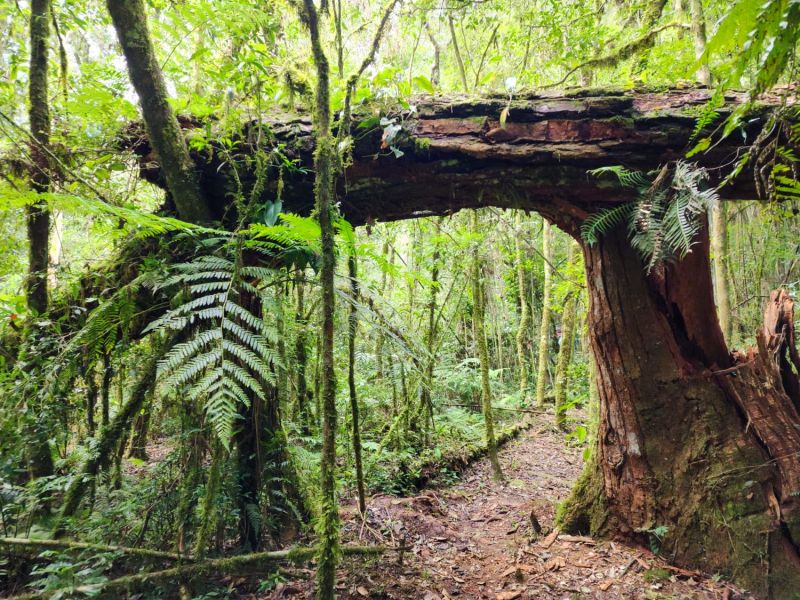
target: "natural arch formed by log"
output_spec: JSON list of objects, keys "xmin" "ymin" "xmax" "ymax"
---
[{"xmin": 128, "ymin": 88, "xmax": 800, "ymax": 598}]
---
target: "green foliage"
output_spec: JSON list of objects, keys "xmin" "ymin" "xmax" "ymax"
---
[
  {"xmin": 583, "ymin": 162, "xmax": 718, "ymax": 271},
  {"xmin": 147, "ymin": 248, "xmax": 278, "ymax": 448}
]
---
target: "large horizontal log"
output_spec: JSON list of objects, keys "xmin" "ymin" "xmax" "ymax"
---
[{"xmin": 124, "ymin": 87, "xmax": 779, "ymax": 228}]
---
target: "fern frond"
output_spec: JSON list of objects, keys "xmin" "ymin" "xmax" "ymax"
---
[{"xmin": 581, "ymin": 203, "xmax": 636, "ymax": 245}]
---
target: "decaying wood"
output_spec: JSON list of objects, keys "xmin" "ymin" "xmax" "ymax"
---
[{"xmin": 125, "ymin": 87, "xmax": 778, "ymax": 230}]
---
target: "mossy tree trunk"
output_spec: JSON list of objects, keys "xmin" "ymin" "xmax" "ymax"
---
[
  {"xmin": 127, "ymin": 394, "xmax": 152, "ymax": 460},
  {"xmin": 23, "ymin": 0, "xmax": 54, "ymax": 482},
  {"xmin": 106, "ymin": 0, "xmax": 211, "ymax": 224},
  {"xmin": 294, "ymin": 274, "xmax": 311, "ymax": 432},
  {"xmin": 514, "ymin": 212, "xmax": 531, "ymax": 401},
  {"xmin": 535, "ymin": 220, "xmax": 553, "ymax": 407},
  {"xmin": 559, "ymin": 224, "xmax": 800, "ymax": 598},
  {"xmin": 419, "ymin": 219, "xmax": 442, "ymax": 440},
  {"xmin": 26, "ymin": 0, "xmax": 51, "ymax": 316},
  {"xmin": 298, "ymin": 1, "xmax": 339, "ymax": 597},
  {"xmin": 470, "ymin": 211, "xmax": 503, "ymax": 481},
  {"xmin": 553, "ymin": 242, "xmax": 579, "ymax": 430}
]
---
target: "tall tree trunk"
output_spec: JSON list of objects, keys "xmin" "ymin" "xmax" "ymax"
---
[
  {"xmin": 84, "ymin": 357, "xmax": 97, "ymax": 438},
  {"xmin": 22, "ymin": 0, "xmax": 54, "ymax": 481},
  {"xmin": 553, "ymin": 289, "xmax": 578, "ymax": 428},
  {"xmin": 419, "ymin": 220, "xmax": 442, "ymax": 440},
  {"xmin": 471, "ymin": 211, "xmax": 503, "ymax": 481},
  {"xmin": 711, "ymin": 201, "xmax": 732, "ymax": 343},
  {"xmin": 299, "ymin": 1, "xmax": 339, "ymax": 596},
  {"xmin": 559, "ymin": 224, "xmax": 800, "ymax": 598},
  {"xmin": 105, "ymin": 0, "xmax": 212, "ymax": 224},
  {"xmin": 688, "ymin": 0, "xmax": 711, "ymax": 85},
  {"xmin": 347, "ymin": 253, "xmax": 366, "ymax": 515},
  {"xmin": 374, "ymin": 238, "xmax": 393, "ymax": 380},
  {"xmin": 26, "ymin": 0, "xmax": 51, "ymax": 316},
  {"xmin": 514, "ymin": 212, "xmax": 531, "ymax": 401},
  {"xmin": 101, "ymin": 354, "xmax": 112, "ymax": 428},
  {"xmin": 554, "ymin": 242, "xmax": 579, "ymax": 429},
  {"xmin": 294, "ymin": 275, "xmax": 311, "ymax": 432},
  {"xmin": 448, "ymin": 15, "xmax": 469, "ymax": 92},
  {"xmin": 535, "ymin": 220, "xmax": 553, "ymax": 407},
  {"xmin": 128, "ymin": 394, "xmax": 152, "ymax": 460}
]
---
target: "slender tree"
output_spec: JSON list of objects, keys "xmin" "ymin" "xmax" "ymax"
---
[
  {"xmin": 419, "ymin": 219, "xmax": 442, "ymax": 439},
  {"xmin": 514, "ymin": 212, "xmax": 531, "ymax": 401},
  {"xmin": 471, "ymin": 211, "xmax": 503, "ymax": 481},
  {"xmin": 105, "ymin": 0, "xmax": 211, "ymax": 224},
  {"xmin": 535, "ymin": 220, "xmax": 553, "ymax": 407},
  {"xmin": 711, "ymin": 201, "xmax": 732, "ymax": 343},
  {"xmin": 688, "ymin": 0, "xmax": 710, "ymax": 85},
  {"xmin": 554, "ymin": 243, "xmax": 579, "ymax": 430},
  {"xmin": 347, "ymin": 251, "xmax": 366, "ymax": 515},
  {"xmin": 296, "ymin": 1, "xmax": 338, "ymax": 596},
  {"xmin": 26, "ymin": 0, "xmax": 51, "ymax": 315},
  {"xmin": 294, "ymin": 274, "xmax": 311, "ymax": 431}
]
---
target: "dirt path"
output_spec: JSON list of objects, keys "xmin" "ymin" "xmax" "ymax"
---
[{"xmin": 273, "ymin": 415, "xmax": 749, "ymax": 599}]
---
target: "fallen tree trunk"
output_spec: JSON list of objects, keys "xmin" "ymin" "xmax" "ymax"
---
[
  {"xmin": 0, "ymin": 537, "xmax": 186, "ymax": 562},
  {"xmin": 124, "ymin": 88, "xmax": 777, "ymax": 228},
  {"xmin": 4, "ymin": 545, "xmax": 385, "ymax": 600}
]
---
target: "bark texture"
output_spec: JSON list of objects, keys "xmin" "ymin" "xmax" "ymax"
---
[
  {"xmin": 514, "ymin": 213, "xmax": 531, "ymax": 400},
  {"xmin": 535, "ymin": 220, "xmax": 553, "ymax": 407},
  {"xmin": 126, "ymin": 88, "xmax": 773, "ymax": 228},
  {"xmin": 559, "ymin": 225, "xmax": 800, "ymax": 598}
]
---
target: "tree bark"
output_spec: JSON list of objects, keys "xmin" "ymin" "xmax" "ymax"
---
[
  {"xmin": 559, "ymin": 224, "xmax": 800, "ymax": 598},
  {"xmin": 711, "ymin": 200, "xmax": 732, "ymax": 343},
  {"xmin": 514, "ymin": 212, "xmax": 531, "ymax": 401},
  {"xmin": 688, "ymin": 0, "xmax": 711, "ymax": 85},
  {"xmin": 26, "ymin": 0, "xmax": 51, "ymax": 316},
  {"xmin": 128, "ymin": 395, "xmax": 152, "ymax": 460},
  {"xmin": 554, "ymin": 242, "xmax": 579, "ymax": 430},
  {"xmin": 299, "ymin": 1, "xmax": 339, "ymax": 596},
  {"xmin": 419, "ymin": 220, "xmax": 442, "ymax": 439},
  {"xmin": 471, "ymin": 211, "xmax": 503, "ymax": 481},
  {"xmin": 294, "ymin": 275, "xmax": 311, "ymax": 432},
  {"xmin": 535, "ymin": 220, "xmax": 553, "ymax": 407},
  {"xmin": 105, "ymin": 0, "xmax": 212, "ymax": 224},
  {"xmin": 347, "ymin": 253, "xmax": 366, "ymax": 515}
]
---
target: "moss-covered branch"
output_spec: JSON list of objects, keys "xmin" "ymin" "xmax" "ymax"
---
[
  {"xmin": 544, "ymin": 22, "xmax": 689, "ymax": 89},
  {"xmin": 4, "ymin": 545, "xmax": 386, "ymax": 600},
  {"xmin": 0, "ymin": 537, "xmax": 187, "ymax": 562}
]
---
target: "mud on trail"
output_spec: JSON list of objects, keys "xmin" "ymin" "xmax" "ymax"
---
[{"xmin": 272, "ymin": 414, "xmax": 749, "ymax": 599}]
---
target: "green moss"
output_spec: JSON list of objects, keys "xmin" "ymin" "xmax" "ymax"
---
[
  {"xmin": 413, "ymin": 137, "xmax": 431, "ymax": 153},
  {"xmin": 643, "ymin": 567, "xmax": 671, "ymax": 582},
  {"xmin": 556, "ymin": 458, "xmax": 608, "ymax": 535}
]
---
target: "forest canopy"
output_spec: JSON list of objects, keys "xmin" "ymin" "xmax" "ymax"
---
[{"xmin": 0, "ymin": 0, "xmax": 799, "ymax": 599}]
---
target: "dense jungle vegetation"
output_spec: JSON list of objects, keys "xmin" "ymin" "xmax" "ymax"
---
[{"xmin": 0, "ymin": 0, "xmax": 799, "ymax": 598}]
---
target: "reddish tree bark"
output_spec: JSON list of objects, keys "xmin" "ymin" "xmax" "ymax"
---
[{"xmin": 559, "ymin": 224, "xmax": 800, "ymax": 598}]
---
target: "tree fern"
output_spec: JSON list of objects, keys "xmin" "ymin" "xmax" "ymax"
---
[{"xmin": 584, "ymin": 162, "xmax": 719, "ymax": 272}]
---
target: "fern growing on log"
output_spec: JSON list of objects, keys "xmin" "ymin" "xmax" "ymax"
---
[{"xmin": 583, "ymin": 161, "xmax": 718, "ymax": 272}]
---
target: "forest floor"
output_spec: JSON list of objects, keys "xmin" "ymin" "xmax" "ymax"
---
[{"xmin": 271, "ymin": 412, "xmax": 750, "ymax": 599}]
